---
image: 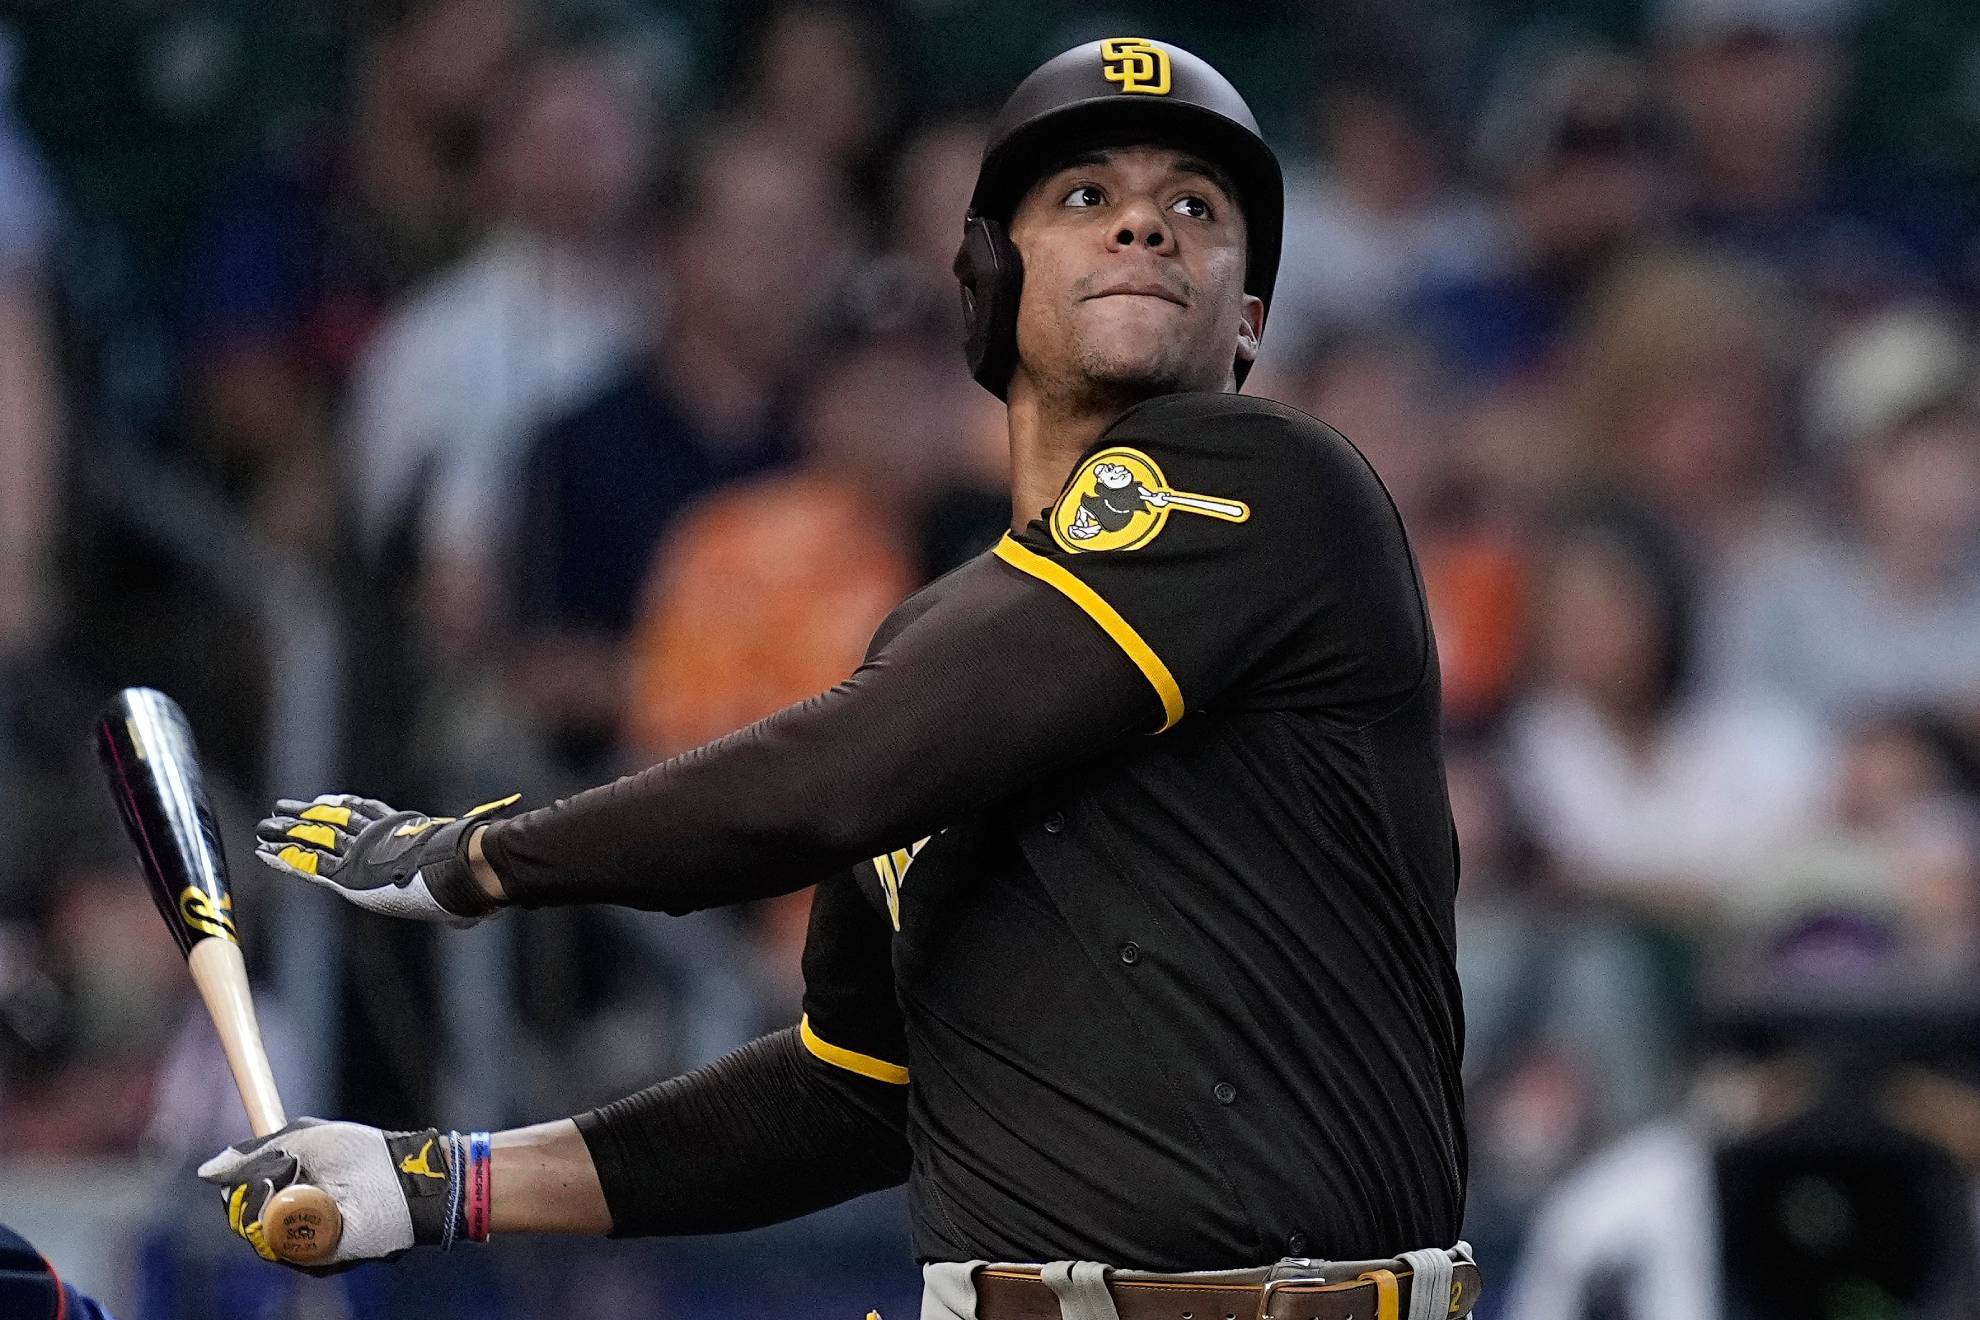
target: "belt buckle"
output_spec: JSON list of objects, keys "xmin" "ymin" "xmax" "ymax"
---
[{"xmin": 1257, "ymin": 1258, "xmax": 1336, "ymax": 1320}]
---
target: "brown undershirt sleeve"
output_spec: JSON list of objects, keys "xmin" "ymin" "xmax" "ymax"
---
[{"xmin": 572, "ymin": 1026, "xmax": 911, "ymax": 1237}]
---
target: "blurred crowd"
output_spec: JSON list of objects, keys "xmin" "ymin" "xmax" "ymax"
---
[{"xmin": 4, "ymin": 0, "xmax": 1980, "ymax": 1314}]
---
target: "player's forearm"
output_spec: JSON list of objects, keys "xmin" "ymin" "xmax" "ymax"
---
[
  {"xmin": 489, "ymin": 1118, "xmax": 613, "ymax": 1235},
  {"xmin": 478, "ymin": 565, "xmax": 1153, "ymax": 913},
  {"xmin": 573, "ymin": 1026, "xmax": 911, "ymax": 1237}
]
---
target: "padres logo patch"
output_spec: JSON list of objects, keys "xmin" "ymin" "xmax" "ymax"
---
[
  {"xmin": 1050, "ymin": 447, "xmax": 1249, "ymax": 553},
  {"xmin": 1100, "ymin": 38, "xmax": 1171, "ymax": 95}
]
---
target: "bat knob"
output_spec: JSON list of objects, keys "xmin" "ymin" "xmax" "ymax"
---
[{"xmin": 263, "ymin": 1183, "xmax": 343, "ymax": 1266}]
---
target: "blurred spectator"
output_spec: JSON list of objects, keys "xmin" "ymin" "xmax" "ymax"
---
[
  {"xmin": 1567, "ymin": 249, "xmax": 1803, "ymax": 561},
  {"xmin": 1504, "ymin": 498, "xmax": 1834, "ymax": 926},
  {"xmin": 1712, "ymin": 394, "xmax": 1980, "ymax": 725},
  {"xmin": 621, "ymin": 335, "xmax": 980, "ymax": 762},
  {"xmin": 9, "ymin": 1, "xmax": 289, "ymax": 316},
  {"xmin": 915, "ymin": 344, "xmax": 1015, "ymax": 580},
  {"xmin": 1506, "ymin": 908, "xmax": 1980, "ymax": 1320},
  {"xmin": 1727, "ymin": 713, "xmax": 1980, "ymax": 970},
  {"xmin": 1413, "ymin": 43, "xmax": 1668, "ymax": 381},
  {"xmin": 724, "ymin": 1, "xmax": 902, "ymax": 182},
  {"xmin": 506, "ymin": 120, "xmax": 856, "ymax": 764},
  {"xmin": 868, "ymin": 115, "xmax": 1013, "ymax": 573},
  {"xmin": 1268, "ymin": 62, "xmax": 1503, "ymax": 357},
  {"xmin": 1269, "ymin": 327, "xmax": 1532, "ymax": 726},
  {"xmin": 1656, "ymin": 0, "xmax": 1973, "ymax": 315},
  {"xmin": 0, "ymin": 35, "xmax": 66, "ymax": 1104},
  {"xmin": 0, "ymin": 27, "xmax": 61, "ymax": 661},
  {"xmin": 348, "ymin": 29, "xmax": 660, "ymax": 657},
  {"xmin": 1450, "ymin": 738, "xmax": 1678, "ymax": 1253},
  {"xmin": 178, "ymin": 0, "xmax": 527, "ymax": 552},
  {"xmin": 1446, "ymin": 373, "xmax": 1581, "ymax": 543},
  {"xmin": 1266, "ymin": 327, "xmax": 1453, "ymax": 528},
  {"xmin": 1800, "ymin": 303, "xmax": 1975, "ymax": 467},
  {"xmin": 850, "ymin": 117, "xmax": 985, "ymax": 338},
  {"xmin": 0, "ymin": 856, "xmax": 183, "ymax": 1155}
]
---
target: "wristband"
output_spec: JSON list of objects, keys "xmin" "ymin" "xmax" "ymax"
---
[{"xmin": 465, "ymin": 1131, "xmax": 493, "ymax": 1242}]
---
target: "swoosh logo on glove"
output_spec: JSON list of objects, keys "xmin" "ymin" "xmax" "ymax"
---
[{"xmin": 394, "ymin": 817, "xmax": 449, "ymax": 838}]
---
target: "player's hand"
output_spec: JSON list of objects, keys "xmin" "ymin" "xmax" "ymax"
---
[
  {"xmin": 254, "ymin": 793, "xmax": 519, "ymax": 926},
  {"xmin": 197, "ymin": 1119, "xmax": 466, "ymax": 1269}
]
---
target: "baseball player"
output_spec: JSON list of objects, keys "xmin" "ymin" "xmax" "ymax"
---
[{"xmin": 205, "ymin": 38, "xmax": 1477, "ymax": 1320}]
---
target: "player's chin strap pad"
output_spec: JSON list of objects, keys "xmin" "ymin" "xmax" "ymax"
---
[{"xmin": 955, "ymin": 210, "xmax": 1024, "ymax": 400}]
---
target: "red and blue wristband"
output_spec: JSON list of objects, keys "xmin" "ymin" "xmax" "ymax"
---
[{"xmin": 464, "ymin": 1131, "xmax": 493, "ymax": 1242}]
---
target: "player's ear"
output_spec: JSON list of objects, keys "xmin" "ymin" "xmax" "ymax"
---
[{"xmin": 1234, "ymin": 293, "xmax": 1263, "ymax": 365}]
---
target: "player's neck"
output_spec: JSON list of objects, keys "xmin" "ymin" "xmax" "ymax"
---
[{"xmin": 1003, "ymin": 373, "xmax": 1133, "ymax": 532}]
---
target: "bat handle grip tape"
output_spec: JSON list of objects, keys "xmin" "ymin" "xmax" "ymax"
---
[{"xmin": 263, "ymin": 1183, "xmax": 344, "ymax": 1265}]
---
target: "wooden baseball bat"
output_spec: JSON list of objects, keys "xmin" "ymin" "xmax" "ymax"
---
[{"xmin": 95, "ymin": 687, "xmax": 343, "ymax": 1266}]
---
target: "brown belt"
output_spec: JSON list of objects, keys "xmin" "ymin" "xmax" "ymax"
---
[{"xmin": 971, "ymin": 1257, "xmax": 1482, "ymax": 1320}]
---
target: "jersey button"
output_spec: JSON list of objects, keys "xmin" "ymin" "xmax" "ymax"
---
[
  {"xmin": 1119, "ymin": 941, "xmax": 1140, "ymax": 965},
  {"xmin": 1042, "ymin": 812, "xmax": 1065, "ymax": 834},
  {"xmin": 1287, "ymin": 1231, "xmax": 1308, "ymax": 1255},
  {"xmin": 1213, "ymin": 1081, "xmax": 1238, "ymax": 1105}
]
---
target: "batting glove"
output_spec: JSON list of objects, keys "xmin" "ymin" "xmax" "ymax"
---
[
  {"xmin": 254, "ymin": 793, "xmax": 519, "ymax": 926},
  {"xmin": 198, "ymin": 1119, "xmax": 489, "ymax": 1269}
]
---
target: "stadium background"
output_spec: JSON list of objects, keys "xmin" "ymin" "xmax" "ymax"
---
[{"xmin": 3, "ymin": 0, "xmax": 1980, "ymax": 1316}]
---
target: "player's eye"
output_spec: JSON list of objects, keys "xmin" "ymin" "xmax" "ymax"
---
[
  {"xmin": 1171, "ymin": 194, "xmax": 1212, "ymax": 220},
  {"xmin": 1061, "ymin": 183, "xmax": 1106, "ymax": 208}
]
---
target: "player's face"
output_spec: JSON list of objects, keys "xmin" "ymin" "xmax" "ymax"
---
[{"xmin": 1007, "ymin": 144, "xmax": 1262, "ymax": 399}]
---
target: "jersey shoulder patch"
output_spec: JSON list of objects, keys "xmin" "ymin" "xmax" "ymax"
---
[
  {"xmin": 1046, "ymin": 393, "xmax": 1357, "ymax": 556},
  {"xmin": 1048, "ymin": 444, "xmax": 1251, "ymax": 553}
]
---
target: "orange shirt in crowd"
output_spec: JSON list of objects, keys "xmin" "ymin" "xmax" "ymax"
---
[
  {"xmin": 624, "ymin": 469, "xmax": 918, "ymax": 759},
  {"xmin": 1421, "ymin": 532, "xmax": 1528, "ymax": 727}
]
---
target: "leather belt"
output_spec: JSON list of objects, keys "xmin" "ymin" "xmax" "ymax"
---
[{"xmin": 971, "ymin": 1256, "xmax": 1482, "ymax": 1320}]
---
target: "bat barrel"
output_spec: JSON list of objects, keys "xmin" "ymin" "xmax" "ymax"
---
[{"xmin": 94, "ymin": 687, "xmax": 237, "ymax": 958}]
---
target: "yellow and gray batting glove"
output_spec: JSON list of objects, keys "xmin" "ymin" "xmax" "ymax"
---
[
  {"xmin": 199, "ymin": 1118, "xmax": 489, "ymax": 1269},
  {"xmin": 254, "ymin": 793, "xmax": 519, "ymax": 927}
]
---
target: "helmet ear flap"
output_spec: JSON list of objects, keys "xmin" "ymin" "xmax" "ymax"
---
[{"xmin": 955, "ymin": 210, "xmax": 1024, "ymax": 400}]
